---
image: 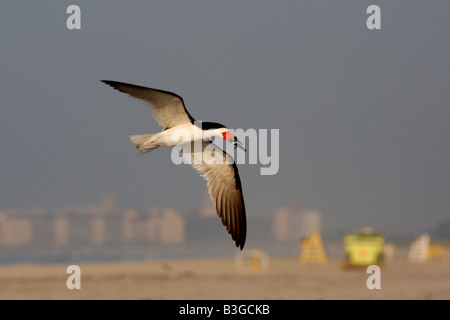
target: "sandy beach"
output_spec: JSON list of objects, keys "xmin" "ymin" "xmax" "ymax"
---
[{"xmin": 0, "ymin": 256, "xmax": 448, "ymax": 300}]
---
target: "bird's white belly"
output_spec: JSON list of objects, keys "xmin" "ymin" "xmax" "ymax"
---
[{"xmin": 156, "ymin": 124, "xmax": 203, "ymax": 147}]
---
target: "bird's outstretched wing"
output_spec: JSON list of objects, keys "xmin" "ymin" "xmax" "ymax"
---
[
  {"xmin": 101, "ymin": 80, "xmax": 195, "ymax": 129},
  {"xmin": 183, "ymin": 141, "xmax": 247, "ymax": 250}
]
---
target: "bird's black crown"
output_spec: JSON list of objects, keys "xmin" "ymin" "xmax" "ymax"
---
[{"xmin": 196, "ymin": 121, "xmax": 227, "ymax": 130}]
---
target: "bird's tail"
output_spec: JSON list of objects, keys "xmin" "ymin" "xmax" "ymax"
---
[{"xmin": 129, "ymin": 134, "xmax": 159, "ymax": 154}]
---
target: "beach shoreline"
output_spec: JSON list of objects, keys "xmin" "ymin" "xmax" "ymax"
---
[{"xmin": 0, "ymin": 256, "xmax": 448, "ymax": 300}]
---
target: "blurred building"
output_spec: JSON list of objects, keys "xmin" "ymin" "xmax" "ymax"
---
[
  {"xmin": 0, "ymin": 196, "xmax": 185, "ymax": 252},
  {"xmin": 299, "ymin": 210, "xmax": 321, "ymax": 237},
  {"xmin": 0, "ymin": 213, "xmax": 32, "ymax": 246},
  {"xmin": 160, "ymin": 208, "xmax": 184, "ymax": 244},
  {"xmin": 273, "ymin": 205, "xmax": 321, "ymax": 242},
  {"xmin": 273, "ymin": 207, "xmax": 291, "ymax": 242},
  {"xmin": 0, "ymin": 195, "xmax": 330, "ymax": 262}
]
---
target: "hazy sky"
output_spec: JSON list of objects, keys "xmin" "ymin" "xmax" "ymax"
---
[{"xmin": 1, "ymin": 1, "xmax": 449, "ymax": 238}]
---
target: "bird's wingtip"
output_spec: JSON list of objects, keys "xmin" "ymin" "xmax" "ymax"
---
[{"xmin": 100, "ymin": 80, "xmax": 123, "ymax": 91}]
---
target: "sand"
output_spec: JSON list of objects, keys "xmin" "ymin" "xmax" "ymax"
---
[{"xmin": 0, "ymin": 257, "xmax": 448, "ymax": 300}]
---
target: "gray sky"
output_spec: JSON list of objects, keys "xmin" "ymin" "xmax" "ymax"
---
[{"xmin": 1, "ymin": 1, "xmax": 449, "ymax": 238}]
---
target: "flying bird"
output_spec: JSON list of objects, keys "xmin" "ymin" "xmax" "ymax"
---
[{"xmin": 101, "ymin": 80, "xmax": 247, "ymax": 249}]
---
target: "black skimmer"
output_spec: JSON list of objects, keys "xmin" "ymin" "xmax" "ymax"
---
[{"xmin": 101, "ymin": 80, "xmax": 247, "ymax": 250}]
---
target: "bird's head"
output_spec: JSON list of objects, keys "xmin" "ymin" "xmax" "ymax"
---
[{"xmin": 201, "ymin": 122, "xmax": 246, "ymax": 152}]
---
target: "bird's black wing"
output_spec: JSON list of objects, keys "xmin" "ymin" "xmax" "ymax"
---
[
  {"xmin": 185, "ymin": 141, "xmax": 247, "ymax": 250},
  {"xmin": 101, "ymin": 80, "xmax": 195, "ymax": 129}
]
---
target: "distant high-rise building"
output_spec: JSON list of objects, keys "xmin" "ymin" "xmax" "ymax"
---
[
  {"xmin": 273, "ymin": 206, "xmax": 321, "ymax": 242},
  {"xmin": 121, "ymin": 207, "xmax": 185, "ymax": 244},
  {"xmin": 159, "ymin": 208, "xmax": 184, "ymax": 244},
  {"xmin": 0, "ymin": 214, "xmax": 32, "ymax": 246},
  {"xmin": 299, "ymin": 210, "xmax": 321, "ymax": 238},
  {"xmin": 273, "ymin": 207, "xmax": 290, "ymax": 242},
  {"xmin": 54, "ymin": 216, "xmax": 69, "ymax": 246},
  {"xmin": 91, "ymin": 217, "xmax": 105, "ymax": 246},
  {"xmin": 122, "ymin": 210, "xmax": 139, "ymax": 242},
  {"xmin": 0, "ymin": 196, "xmax": 187, "ymax": 254},
  {"xmin": 146, "ymin": 208, "xmax": 160, "ymax": 242}
]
